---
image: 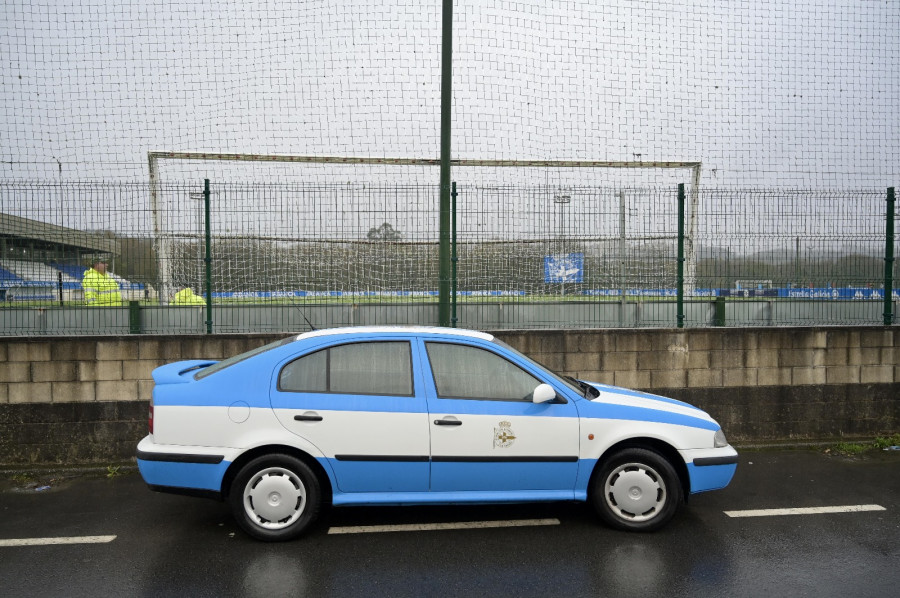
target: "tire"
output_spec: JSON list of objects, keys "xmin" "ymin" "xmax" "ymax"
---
[
  {"xmin": 590, "ymin": 448, "xmax": 683, "ymax": 532},
  {"xmin": 229, "ymin": 454, "xmax": 321, "ymax": 542}
]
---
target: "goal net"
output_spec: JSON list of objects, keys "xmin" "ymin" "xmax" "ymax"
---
[{"xmin": 150, "ymin": 153, "xmax": 701, "ymax": 304}]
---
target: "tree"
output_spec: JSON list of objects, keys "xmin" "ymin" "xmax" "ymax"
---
[{"xmin": 367, "ymin": 222, "xmax": 402, "ymax": 241}]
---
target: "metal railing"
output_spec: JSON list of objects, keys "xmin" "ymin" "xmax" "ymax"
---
[{"xmin": 0, "ymin": 181, "xmax": 895, "ymax": 335}]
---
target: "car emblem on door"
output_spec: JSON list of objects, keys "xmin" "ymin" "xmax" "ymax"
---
[{"xmin": 493, "ymin": 421, "xmax": 517, "ymax": 448}]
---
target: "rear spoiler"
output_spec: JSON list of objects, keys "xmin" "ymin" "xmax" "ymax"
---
[{"xmin": 151, "ymin": 360, "xmax": 218, "ymax": 385}]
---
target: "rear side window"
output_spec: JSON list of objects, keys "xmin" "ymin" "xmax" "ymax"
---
[
  {"xmin": 279, "ymin": 341, "xmax": 413, "ymax": 397},
  {"xmin": 195, "ymin": 336, "xmax": 296, "ymax": 380}
]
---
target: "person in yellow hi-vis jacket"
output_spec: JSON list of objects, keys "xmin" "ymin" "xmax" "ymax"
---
[
  {"xmin": 173, "ymin": 287, "xmax": 206, "ymax": 306},
  {"xmin": 82, "ymin": 258, "xmax": 123, "ymax": 306}
]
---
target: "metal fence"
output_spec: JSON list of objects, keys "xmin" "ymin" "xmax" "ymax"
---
[{"xmin": 0, "ymin": 181, "xmax": 896, "ymax": 335}]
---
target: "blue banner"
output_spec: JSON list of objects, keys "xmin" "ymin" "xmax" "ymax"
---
[{"xmin": 544, "ymin": 253, "xmax": 584, "ymax": 283}]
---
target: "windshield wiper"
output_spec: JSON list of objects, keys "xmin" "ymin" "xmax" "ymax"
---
[{"xmin": 563, "ymin": 375, "xmax": 596, "ymax": 399}]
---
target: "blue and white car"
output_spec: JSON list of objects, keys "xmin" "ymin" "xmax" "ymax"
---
[{"xmin": 137, "ymin": 326, "xmax": 737, "ymax": 541}]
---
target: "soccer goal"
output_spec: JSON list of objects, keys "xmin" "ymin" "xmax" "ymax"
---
[{"xmin": 148, "ymin": 152, "xmax": 701, "ymax": 306}]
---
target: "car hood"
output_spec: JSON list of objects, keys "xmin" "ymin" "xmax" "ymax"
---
[{"xmin": 583, "ymin": 381, "xmax": 719, "ymax": 428}]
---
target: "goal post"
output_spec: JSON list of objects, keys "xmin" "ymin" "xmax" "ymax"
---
[{"xmin": 148, "ymin": 151, "xmax": 701, "ymax": 307}]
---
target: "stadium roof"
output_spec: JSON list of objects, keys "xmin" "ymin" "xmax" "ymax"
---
[{"xmin": 0, "ymin": 212, "xmax": 119, "ymax": 256}]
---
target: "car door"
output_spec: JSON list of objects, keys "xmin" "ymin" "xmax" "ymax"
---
[
  {"xmin": 270, "ymin": 338, "xmax": 430, "ymax": 493},
  {"xmin": 419, "ymin": 338, "xmax": 580, "ymax": 493}
]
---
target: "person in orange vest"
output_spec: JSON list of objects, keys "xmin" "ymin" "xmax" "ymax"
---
[{"xmin": 82, "ymin": 258, "xmax": 123, "ymax": 306}]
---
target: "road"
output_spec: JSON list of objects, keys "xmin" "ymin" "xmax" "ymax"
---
[{"xmin": 1, "ymin": 449, "xmax": 898, "ymax": 597}]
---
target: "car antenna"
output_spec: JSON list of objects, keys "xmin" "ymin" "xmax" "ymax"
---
[{"xmin": 295, "ymin": 305, "xmax": 317, "ymax": 331}]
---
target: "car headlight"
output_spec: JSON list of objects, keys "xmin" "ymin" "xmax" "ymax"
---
[{"xmin": 714, "ymin": 428, "xmax": 729, "ymax": 448}]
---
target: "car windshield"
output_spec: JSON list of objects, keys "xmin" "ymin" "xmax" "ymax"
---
[
  {"xmin": 490, "ymin": 338, "xmax": 585, "ymax": 397},
  {"xmin": 194, "ymin": 336, "xmax": 297, "ymax": 380}
]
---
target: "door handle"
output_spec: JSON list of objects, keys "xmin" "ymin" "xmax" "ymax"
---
[
  {"xmin": 434, "ymin": 418, "xmax": 462, "ymax": 426},
  {"xmin": 294, "ymin": 413, "xmax": 323, "ymax": 422}
]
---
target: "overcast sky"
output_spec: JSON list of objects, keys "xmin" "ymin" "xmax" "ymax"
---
[{"xmin": 1, "ymin": 0, "xmax": 898, "ymax": 188}]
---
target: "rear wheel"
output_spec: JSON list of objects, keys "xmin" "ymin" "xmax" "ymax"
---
[
  {"xmin": 229, "ymin": 454, "xmax": 321, "ymax": 541},
  {"xmin": 591, "ymin": 448, "xmax": 682, "ymax": 532}
]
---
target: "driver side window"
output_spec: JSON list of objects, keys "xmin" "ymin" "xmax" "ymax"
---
[{"xmin": 425, "ymin": 342, "xmax": 541, "ymax": 401}]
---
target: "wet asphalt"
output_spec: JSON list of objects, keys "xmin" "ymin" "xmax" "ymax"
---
[{"xmin": 1, "ymin": 448, "xmax": 898, "ymax": 598}]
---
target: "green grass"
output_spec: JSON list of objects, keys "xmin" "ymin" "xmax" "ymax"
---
[
  {"xmin": 873, "ymin": 433, "xmax": 900, "ymax": 450},
  {"xmin": 826, "ymin": 434, "xmax": 900, "ymax": 456},
  {"xmin": 0, "ymin": 294, "xmax": 754, "ymax": 308},
  {"xmin": 10, "ymin": 472, "xmax": 34, "ymax": 485},
  {"xmin": 828, "ymin": 442, "xmax": 870, "ymax": 456}
]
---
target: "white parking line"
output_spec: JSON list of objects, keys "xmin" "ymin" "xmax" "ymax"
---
[
  {"xmin": 328, "ymin": 518, "xmax": 560, "ymax": 534},
  {"xmin": 0, "ymin": 535, "xmax": 117, "ymax": 547},
  {"xmin": 724, "ymin": 504, "xmax": 886, "ymax": 518}
]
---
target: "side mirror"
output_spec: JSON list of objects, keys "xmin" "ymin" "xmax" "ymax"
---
[{"xmin": 532, "ymin": 383, "xmax": 557, "ymax": 404}]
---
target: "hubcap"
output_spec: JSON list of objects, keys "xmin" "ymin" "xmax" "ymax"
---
[
  {"xmin": 604, "ymin": 462, "xmax": 666, "ymax": 522},
  {"xmin": 243, "ymin": 467, "xmax": 306, "ymax": 530}
]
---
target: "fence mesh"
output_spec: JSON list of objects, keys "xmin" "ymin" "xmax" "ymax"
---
[
  {"xmin": 0, "ymin": 181, "xmax": 895, "ymax": 334},
  {"xmin": 698, "ymin": 189, "xmax": 886, "ymax": 291},
  {"xmin": 1, "ymin": 1, "xmax": 898, "ymax": 333},
  {"xmin": 1, "ymin": 1, "xmax": 898, "ymax": 188}
]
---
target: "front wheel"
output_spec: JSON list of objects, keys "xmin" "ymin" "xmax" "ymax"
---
[
  {"xmin": 229, "ymin": 454, "xmax": 321, "ymax": 542},
  {"xmin": 590, "ymin": 448, "xmax": 683, "ymax": 532}
]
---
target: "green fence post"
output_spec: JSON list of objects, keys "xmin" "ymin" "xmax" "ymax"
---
[
  {"xmin": 204, "ymin": 179, "xmax": 213, "ymax": 334},
  {"xmin": 128, "ymin": 300, "xmax": 142, "ymax": 334},
  {"xmin": 677, "ymin": 183, "xmax": 685, "ymax": 328},
  {"xmin": 885, "ymin": 187, "xmax": 895, "ymax": 326},
  {"xmin": 714, "ymin": 296, "xmax": 726, "ymax": 326},
  {"xmin": 451, "ymin": 181, "xmax": 458, "ymax": 328}
]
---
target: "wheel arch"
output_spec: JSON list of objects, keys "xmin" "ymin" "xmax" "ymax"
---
[
  {"xmin": 589, "ymin": 437, "xmax": 690, "ymax": 502},
  {"xmin": 221, "ymin": 444, "xmax": 334, "ymax": 506}
]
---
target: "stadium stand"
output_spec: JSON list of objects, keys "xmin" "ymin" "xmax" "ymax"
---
[
  {"xmin": 2, "ymin": 260, "xmax": 80, "ymax": 285},
  {"xmin": 0, "ymin": 258, "xmax": 146, "ymax": 302},
  {"xmin": 49, "ymin": 261, "xmax": 89, "ymax": 281},
  {"xmin": 0, "ymin": 267, "xmax": 24, "ymax": 283},
  {"xmin": 0, "ymin": 259, "xmax": 145, "ymax": 302}
]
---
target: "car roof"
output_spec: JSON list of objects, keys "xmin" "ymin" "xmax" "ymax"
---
[{"xmin": 295, "ymin": 326, "xmax": 494, "ymax": 343}]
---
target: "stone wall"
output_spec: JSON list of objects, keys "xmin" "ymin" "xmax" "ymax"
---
[
  {"xmin": 495, "ymin": 328, "xmax": 898, "ymax": 443},
  {"xmin": 1, "ymin": 328, "xmax": 897, "ymax": 464}
]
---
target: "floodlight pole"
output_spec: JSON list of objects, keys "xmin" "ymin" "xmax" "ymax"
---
[{"xmin": 438, "ymin": 0, "xmax": 453, "ymax": 327}]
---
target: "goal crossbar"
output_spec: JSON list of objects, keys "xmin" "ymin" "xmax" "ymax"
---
[{"xmin": 149, "ymin": 151, "xmax": 701, "ymax": 170}]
